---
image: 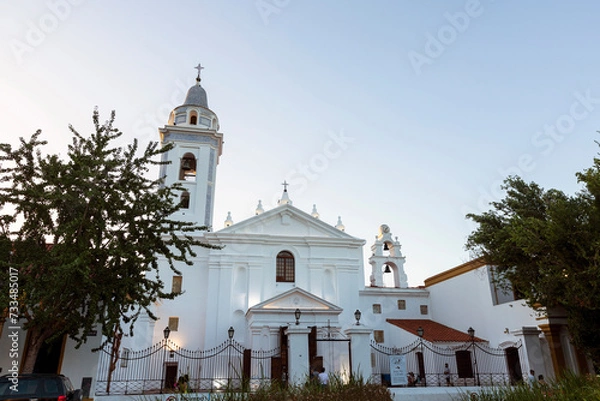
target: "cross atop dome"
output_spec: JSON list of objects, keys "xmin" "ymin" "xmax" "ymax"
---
[
  {"xmin": 180, "ymin": 63, "xmax": 209, "ymax": 107},
  {"xmin": 281, "ymin": 180, "xmax": 289, "ymax": 191},
  {"xmin": 194, "ymin": 63, "xmax": 204, "ymax": 81}
]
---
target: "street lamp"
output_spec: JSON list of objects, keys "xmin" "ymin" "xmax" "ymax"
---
[
  {"xmin": 227, "ymin": 326, "xmax": 234, "ymax": 388},
  {"xmin": 294, "ymin": 308, "xmax": 301, "ymax": 325},
  {"xmin": 417, "ymin": 326, "xmax": 425, "ymax": 386},
  {"xmin": 417, "ymin": 326, "xmax": 424, "ymax": 338},
  {"xmin": 354, "ymin": 309, "xmax": 362, "ymax": 326},
  {"xmin": 468, "ymin": 327, "xmax": 480, "ymax": 386},
  {"xmin": 161, "ymin": 326, "xmax": 170, "ymax": 393}
]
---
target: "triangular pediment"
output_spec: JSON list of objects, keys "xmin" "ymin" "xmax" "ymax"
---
[
  {"xmin": 249, "ymin": 287, "xmax": 343, "ymax": 314},
  {"xmin": 210, "ymin": 204, "xmax": 364, "ymax": 245}
]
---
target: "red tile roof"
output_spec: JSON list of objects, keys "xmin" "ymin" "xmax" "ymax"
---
[{"xmin": 387, "ymin": 319, "xmax": 486, "ymax": 343}]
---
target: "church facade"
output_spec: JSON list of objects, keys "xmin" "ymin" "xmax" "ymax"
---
[
  {"xmin": 118, "ymin": 68, "xmax": 589, "ymax": 386},
  {"xmin": 0, "ymin": 68, "xmax": 592, "ymax": 396}
]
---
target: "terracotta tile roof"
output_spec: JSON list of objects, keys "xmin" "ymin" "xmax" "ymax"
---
[{"xmin": 387, "ymin": 319, "xmax": 486, "ymax": 343}]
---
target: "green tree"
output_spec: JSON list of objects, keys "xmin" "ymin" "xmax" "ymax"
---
[
  {"xmin": 466, "ymin": 148, "xmax": 600, "ymax": 367},
  {"xmin": 0, "ymin": 109, "xmax": 217, "ymax": 373}
]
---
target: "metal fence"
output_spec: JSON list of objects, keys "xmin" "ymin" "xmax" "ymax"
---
[
  {"xmin": 371, "ymin": 339, "xmax": 525, "ymax": 387},
  {"xmin": 95, "ymin": 339, "xmax": 280, "ymax": 395},
  {"xmin": 96, "ymin": 336, "xmax": 525, "ymax": 395}
]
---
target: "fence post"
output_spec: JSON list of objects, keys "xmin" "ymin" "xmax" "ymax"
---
[
  {"xmin": 512, "ymin": 327, "xmax": 546, "ymax": 380},
  {"xmin": 344, "ymin": 326, "xmax": 373, "ymax": 381},
  {"xmin": 285, "ymin": 326, "xmax": 312, "ymax": 385}
]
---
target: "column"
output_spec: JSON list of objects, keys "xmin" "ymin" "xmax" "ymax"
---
[
  {"xmin": 344, "ymin": 326, "xmax": 373, "ymax": 381},
  {"xmin": 369, "ymin": 258, "xmax": 384, "ymax": 287},
  {"xmin": 285, "ymin": 326, "xmax": 312, "ymax": 385},
  {"xmin": 538, "ymin": 323, "xmax": 568, "ymax": 376}
]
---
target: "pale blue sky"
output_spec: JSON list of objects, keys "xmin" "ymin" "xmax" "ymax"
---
[{"xmin": 1, "ymin": 1, "xmax": 599, "ymax": 286}]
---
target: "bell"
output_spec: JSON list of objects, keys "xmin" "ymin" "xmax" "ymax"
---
[
  {"xmin": 384, "ymin": 265, "xmax": 392, "ymax": 273},
  {"xmin": 181, "ymin": 158, "xmax": 193, "ymax": 170},
  {"xmin": 383, "ymin": 242, "xmax": 389, "ymax": 251}
]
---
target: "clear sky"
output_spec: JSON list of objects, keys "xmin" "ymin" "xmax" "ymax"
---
[{"xmin": 1, "ymin": 1, "xmax": 599, "ymax": 286}]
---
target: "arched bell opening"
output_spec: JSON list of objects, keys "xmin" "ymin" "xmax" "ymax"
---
[
  {"xmin": 180, "ymin": 190, "xmax": 190, "ymax": 209},
  {"xmin": 179, "ymin": 153, "xmax": 197, "ymax": 181},
  {"xmin": 383, "ymin": 241, "xmax": 392, "ymax": 256},
  {"xmin": 382, "ymin": 262, "xmax": 399, "ymax": 288}
]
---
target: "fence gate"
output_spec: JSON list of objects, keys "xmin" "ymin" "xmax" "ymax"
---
[{"xmin": 309, "ymin": 325, "xmax": 352, "ymax": 380}]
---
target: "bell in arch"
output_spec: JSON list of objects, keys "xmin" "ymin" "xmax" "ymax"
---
[
  {"xmin": 383, "ymin": 242, "xmax": 389, "ymax": 251},
  {"xmin": 384, "ymin": 264, "xmax": 392, "ymax": 273},
  {"xmin": 181, "ymin": 156, "xmax": 194, "ymax": 170}
]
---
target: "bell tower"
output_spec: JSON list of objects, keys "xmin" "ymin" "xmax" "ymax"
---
[
  {"xmin": 158, "ymin": 64, "xmax": 224, "ymax": 229},
  {"xmin": 368, "ymin": 224, "xmax": 408, "ymax": 288}
]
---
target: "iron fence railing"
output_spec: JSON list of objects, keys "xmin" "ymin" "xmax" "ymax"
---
[
  {"xmin": 370, "ymin": 338, "xmax": 525, "ymax": 387},
  {"xmin": 96, "ymin": 335, "xmax": 525, "ymax": 394},
  {"xmin": 95, "ymin": 339, "xmax": 279, "ymax": 395}
]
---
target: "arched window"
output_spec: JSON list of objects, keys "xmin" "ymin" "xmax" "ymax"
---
[
  {"xmin": 180, "ymin": 191, "xmax": 190, "ymax": 209},
  {"xmin": 189, "ymin": 111, "xmax": 198, "ymax": 125},
  {"xmin": 276, "ymin": 251, "xmax": 295, "ymax": 282}
]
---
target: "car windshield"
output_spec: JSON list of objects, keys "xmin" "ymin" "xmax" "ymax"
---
[{"xmin": 0, "ymin": 377, "xmax": 62, "ymax": 398}]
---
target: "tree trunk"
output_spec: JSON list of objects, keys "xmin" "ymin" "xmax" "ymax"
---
[
  {"xmin": 106, "ymin": 330, "xmax": 122, "ymax": 394},
  {"xmin": 21, "ymin": 326, "xmax": 52, "ymax": 374}
]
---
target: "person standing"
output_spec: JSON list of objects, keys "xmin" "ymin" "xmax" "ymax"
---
[
  {"xmin": 527, "ymin": 369, "xmax": 536, "ymax": 387},
  {"xmin": 318, "ymin": 367, "xmax": 329, "ymax": 387},
  {"xmin": 311, "ymin": 368, "xmax": 319, "ymax": 384},
  {"xmin": 538, "ymin": 374, "xmax": 547, "ymax": 385},
  {"xmin": 443, "ymin": 363, "xmax": 452, "ymax": 386}
]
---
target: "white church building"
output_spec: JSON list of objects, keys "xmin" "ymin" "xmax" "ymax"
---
[{"xmin": 0, "ymin": 67, "xmax": 592, "ymax": 398}]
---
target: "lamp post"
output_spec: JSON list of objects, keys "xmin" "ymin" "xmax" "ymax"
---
[
  {"xmin": 417, "ymin": 326, "xmax": 425, "ymax": 386},
  {"xmin": 468, "ymin": 327, "xmax": 480, "ymax": 386},
  {"xmin": 294, "ymin": 308, "xmax": 301, "ymax": 325},
  {"xmin": 227, "ymin": 326, "xmax": 234, "ymax": 388},
  {"xmin": 354, "ymin": 309, "xmax": 362, "ymax": 326},
  {"xmin": 161, "ymin": 326, "xmax": 170, "ymax": 393}
]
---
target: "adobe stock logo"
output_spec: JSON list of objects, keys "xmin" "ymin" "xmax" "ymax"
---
[
  {"xmin": 283, "ymin": 129, "xmax": 355, "ymax": 194},
  {"xmin": 408, "ymin": 0, "xmax": 490, "ymax": 76},
  {"xmin": 131, "ymin": 78, "xmax": 192, "ymax": 144},
  {"xmin": 255, "ymin": 0, "xmax": 292, "ymax": 25},
  {"xmin": 9, "ymin": 0, "xmax": 85, "ymax": 65}
]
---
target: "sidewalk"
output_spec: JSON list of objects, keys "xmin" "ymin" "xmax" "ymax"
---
[{"xmin": 389, "ymin": 386, "xmax": 481, "ymax": 400}]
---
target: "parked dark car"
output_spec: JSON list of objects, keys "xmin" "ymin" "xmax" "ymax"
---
[{"xmin": 0, "ymin": 374, "xmax": 82, "ymax": 401}]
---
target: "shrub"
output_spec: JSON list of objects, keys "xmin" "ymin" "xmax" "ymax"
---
[
  {"xmin": 454, "ymin": 372, "xmax": 600, "ymax": 401},
  {"xmin": 177, "ymin": 374, "xmax": 393, "ymax": 401}
]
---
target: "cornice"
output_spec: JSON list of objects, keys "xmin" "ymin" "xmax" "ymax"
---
[{"xmin": 424, "ymin": 257, "xmax": 486, "ymax": 287}]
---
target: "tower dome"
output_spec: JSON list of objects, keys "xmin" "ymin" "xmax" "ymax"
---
[
  {"xmin": 167, "ymin": 63, "xmax": 219, "ymax": 130},
  {"xmin": 184, "ymin": 78, "xmax": 208, "ymax": 108}
]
